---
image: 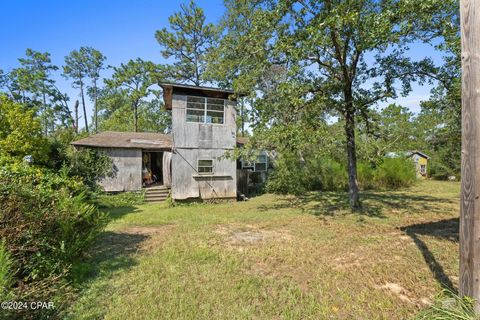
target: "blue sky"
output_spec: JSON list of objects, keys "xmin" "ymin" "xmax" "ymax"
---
[
  {"xmin": 0, "ymin": 0, "xmax": 225, "ymax": 124},
  {"xmin": 0, "ymin": 0, "xmax": 443, "ymax": 126}
]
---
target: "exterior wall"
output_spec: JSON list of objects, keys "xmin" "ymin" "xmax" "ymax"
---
[
  {"xmin": 98, "ymin": 147, "xmax": 142, "ymax": 192},
  {"xmin": 410, "ymin": 154, "xmax": 428, "ymax": 178},
  {"xmin": 171, "ymin": 94, "xmax": 237, "ymax": 200}
]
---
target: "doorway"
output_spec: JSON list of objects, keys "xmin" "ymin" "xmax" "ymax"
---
[{"xmin": 142, "ymin": 151, "xmax": 163, "ymax": 187}]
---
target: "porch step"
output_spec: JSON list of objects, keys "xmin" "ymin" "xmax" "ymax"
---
[{"xmin": 145, "ymin": 187, "xmax": 170, "ymax": 203}]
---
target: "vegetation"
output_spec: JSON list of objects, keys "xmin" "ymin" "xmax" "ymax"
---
[
  {"xmin": 155, "ymin": 0, "xmax": 218, "ymax": 85},
  {"xmin": 0, "ymin": 0, "xmax": 464, "ymax": 318},
  {"xmin": 416, "ymin": 290, "xmax": 476, "ymax": 320},
  {"xmin": 266, "ymin": 155, "xmax": 417, "ymax": 194},
  {"xmin": 0, "ymin": 160, "xmax": 107, "ymax": 319},
  {"xmin": 64, "ymin": 181, "xmax": 459, "ymax": 319},
  {"xmin": 210, "ymin": 0, "xmax": 458, "ymax": 208}
]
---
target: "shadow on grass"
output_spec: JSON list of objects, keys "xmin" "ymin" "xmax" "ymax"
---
[
  {"xmin": 400, "ymin": 218, "xmax": 459, "ymax": 293},
  {"xmin": 73, "ymin": 205, "xmax": 147, "ymax": 287},
  {"xmin": 258, "ymin": 189, "xmax": 454, "ymax": 219}
]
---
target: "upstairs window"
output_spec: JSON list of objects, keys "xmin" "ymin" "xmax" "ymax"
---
[
  {"xmin": 198, "ymin": 159, "xmax": 213, "ymax": 174},
  {"xmin": 186, "ymin": 96, "xmax": 225, "ymax": 124}
]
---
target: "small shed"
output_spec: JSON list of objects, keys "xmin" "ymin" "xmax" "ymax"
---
[
  {"xmin": 406, "ymin": 151, "xmax": 430, "ymax": 178},
  {"xmin": 386, "ymin": 150, "xmax": 430, "ymax": 178},
  {"xmin": 72, "ymin": 131, "xmax": 173, "ymax": 192}
]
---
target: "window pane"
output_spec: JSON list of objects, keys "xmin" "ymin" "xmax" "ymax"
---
[
  {"xmin": 206, "ymin": 111, "xmax": 224, "ymax": 124},
  {"xmin": 255, "ymin": 163, "xmax": 267, "ymax": 171},
  {"xmin": 207, "ymin": 103, "xmax": 224, "ymax": 111},
  {"xmin": 257, "ymin": 155, "xmax": 267, "ymax": 163},
  {"xmin": 198, "ymin": 167, "xmax": 213, "ymax": 173},
  {"xmin": 186, "ymin": 109, "xmax": 204, "ymax": 122},
  {"xmin": 207, "ymin": 98, "xmax": 224, "ymax": 105},
  {"xmin": 187, "ymin": 96, "xmax": 205, "ymax": 104},
  {"xmin": 198, "ymin": 160, "xmax": 213, "ymax": 167},
  {"xmin": 186, "ymin": 101, "xmax": 205, "ymax": 110}
]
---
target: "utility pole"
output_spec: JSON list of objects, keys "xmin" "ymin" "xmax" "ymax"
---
[{"xmin": 460, "ymin": 0, "xmax": 480, "ymax": 312}]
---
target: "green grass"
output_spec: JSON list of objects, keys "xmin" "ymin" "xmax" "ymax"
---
[{"xmin": 66, "ymin": 180, "xmax": 461, "ymax": 319}]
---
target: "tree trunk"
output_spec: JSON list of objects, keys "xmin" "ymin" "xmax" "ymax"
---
[
  {"xmin": 134, "ymin": 100, "xmax": 139, "ymax": 132},
  {"xmin": 93, "ymin": 79, "xmax": 98, "ymax": 133},
  {"xmin": 42, "ymin": 90, "xmax": 48, "ymax": 136},
  {"xmin": 344, "ymin": 89, "xmax": 361, "ymax": 209},
  {"xmin": 241, "ymin": 100, "xmax": 245, "ymax": 137},
  {"xmin": 74, "ymin": 100, "xmax": 79, "ymax": 133},
  {"xmin": 80, "ymin": 81, "xmax": 89, "ymax": 133}
]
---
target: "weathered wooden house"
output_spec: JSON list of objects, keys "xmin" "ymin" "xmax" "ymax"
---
[{"xmin": 72, "ymin": 83, "xmax": 255, "ymax": 201}]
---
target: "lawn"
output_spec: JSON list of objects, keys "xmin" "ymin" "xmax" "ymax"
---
[{"xmin": 66, "ymin": 180, "xmax": 460, "ymax": 319}]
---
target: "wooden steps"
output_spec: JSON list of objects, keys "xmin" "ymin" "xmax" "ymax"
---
[{"xmin": 145, "ymin": 185, "xmax": 170, "ymax": 203}]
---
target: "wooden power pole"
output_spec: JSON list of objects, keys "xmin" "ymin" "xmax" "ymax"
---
[{"xmin": 461, "ymin": 0, "xmax": 480, "ymax": 312}]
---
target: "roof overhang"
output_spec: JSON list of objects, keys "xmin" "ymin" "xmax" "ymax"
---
[{"xmin": 159, "ymin": 82, "xmax": 236, "ymax": 110}]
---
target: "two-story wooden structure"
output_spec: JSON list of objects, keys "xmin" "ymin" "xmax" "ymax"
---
[
  {"xmin": 72, "ymin": 83, "xmax": 240, "ymax": 201},
  {"xmin": 162, "ymin": 83, "xmax": 238, "ymax": 200}
]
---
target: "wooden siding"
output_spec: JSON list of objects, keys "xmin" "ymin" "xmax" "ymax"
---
[
  {"xmin": 172, "ymin": 148, "xmax": 236, "ymax": 199},
  {"xmin": 98, "ymin": 148, "xmax": 142, "ymax": 192},
  {"xmin": 171, "ymin": 94, "xmax": 237, "ymax": 200},
  {"xmin": 162, "ymin": 151, "xmax": 172, "ymax": 188}
]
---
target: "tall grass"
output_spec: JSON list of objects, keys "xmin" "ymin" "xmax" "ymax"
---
[{"xmin": 416, "ymin": 290, "xmax": 476, "ymax": 320}]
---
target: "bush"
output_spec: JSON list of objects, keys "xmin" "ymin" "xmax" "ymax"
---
[
  {"xmin": 0, "ymin": 159, "xmax": 107, "ymax": 316},
  {"xmin": 310, "ymin": 157, "xmax": 347, "ymax": 191},
  {"xmin": 357, "ymin": 162, "xmax": 376, "ymax": 190},
  {"xmin": 66, "ymin": 148, "xmax": 113, "ymax": 191},
  {"xmin": 429, "ymin": 160, "xmax": 458, "ymax": 181},
  {"xmin": 374, "ymin": 158, "xmax": 417, "ymax": 189},
  {"xmin": 0, "ymin": 240, "xmax": 13, "ymax": 301},
  {"xmin": 47, "ymin": 130, "xmax": 113, "ymax": 191},
  {"xmin": 265, "ymin": 153, "xmax": 309, "ymax": 195},
  {"xmin": 266, "ymin": 155, "xmax": 417, "ymax": 195}
]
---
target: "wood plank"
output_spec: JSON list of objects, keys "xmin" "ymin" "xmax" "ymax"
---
[{"xmin": 461, "ymin": 0, "xmax": 480, "ymax": 311}]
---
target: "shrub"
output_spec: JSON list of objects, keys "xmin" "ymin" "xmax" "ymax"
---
[
  {"xmin": 374, "ymin": 157, "xmax": 417, "ymax": 189},
  {"xmin": 47, "ymin": 130, "xmax": 113, "ymax": 191},
  {"xmin": 0, "ymin": 160, "xmax": 107, "ymax": 314},
  {"xmin": 429, "ymin": 160, "xmax": 458, "ymax": 181},
  {"xmin": 0, "ymin": 240, "xmax": 13, "ymax": 301},
  {"xmin": 265, "ymin": 153, "xmax": 309, "ymax": 195},
  {"xmin": 357, "ymin": 162, "xmax": 376, "ymax": 190},
  {"xmin": 66, "ymin": 148, "xmax": 113, "ymax": 191},
  {"xmin": 311, "ymin": 157, "xmax": 347, "ymax": 191},
  {"xmin": 266, "ymin": 153, "xmax": 418, "ymax": 195}
]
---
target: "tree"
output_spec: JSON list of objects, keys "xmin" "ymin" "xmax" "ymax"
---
[
  {"xmin": 84, "ymin": 48, "xmax": 106, "ymax": 133},
  {"xmin": 356, "ymin": 104, "xmax": 417, "ymax": 165},
  {"xmin": 0, "ymin": 95, "xmax": 49, "ymax": 163},
  {"xmin": 155, "ymin": 0, "xmax": 218, "ymax": 85},
  {"xmin": 95, "ymin": 86, "xmax": 170, "ymax": 132},
  {"xmin": 63, "ymin": 48, "xmax": 91, "ymax": 133},
  {"xmin": 212, "ymin": 0, "xmax": 457, "ymax": 209},
  {"xmin": 105, "ymin": 58, "xmax": 159, "ymax": 132},
  {"xmin": 0, "ymin": 49, "xmax": 71, "ymax": 135}
]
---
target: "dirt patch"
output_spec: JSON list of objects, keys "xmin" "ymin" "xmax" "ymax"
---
[
  {"xmin": 216, "ymin": 224, "xmax": 293, "ymax": 246},
  {"xmin": 376, "ymin": 282, "xmax": 431, "ymax": 307},
  {"xmin": 121, "ymin": 225, "xmax": 173, "ymax": 236}
]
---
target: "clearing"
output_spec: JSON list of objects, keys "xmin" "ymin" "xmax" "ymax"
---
[{"xmin": 67, "ymin": 180, "xmax": 460, "ymax": 319}]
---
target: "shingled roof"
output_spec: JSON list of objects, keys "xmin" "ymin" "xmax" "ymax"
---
[
  {"xmin": 71, "ymin": 131, "xmax": 173, "ymax": 150},
  {"xmin": 72, "ymin": 131, "xmax": 248, "ymax": 150}
]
